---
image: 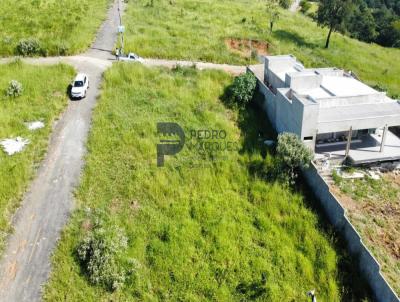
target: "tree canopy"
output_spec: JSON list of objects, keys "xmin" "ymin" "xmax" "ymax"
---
[{"xmin": 316, "ymin": 0, "xmax": 353, "ymax": 48}]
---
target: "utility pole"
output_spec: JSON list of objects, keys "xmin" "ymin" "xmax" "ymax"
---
[{"xmin": 117, "ymin": 0, "xmax": 125, "ymax": 54}]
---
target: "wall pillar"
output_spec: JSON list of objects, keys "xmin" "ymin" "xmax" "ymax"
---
[
  {"xmin": 345, "ymin": 126, "xmax": 353, "ymax": 158},
  {"xmin": 380, "ymin": 125, "xmax": 388, "ymax": 153}
]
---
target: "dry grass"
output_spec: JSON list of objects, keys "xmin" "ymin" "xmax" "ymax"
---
[{"xmin": 332, "ymin": 172, "xmax": 400, "ymax": 295}]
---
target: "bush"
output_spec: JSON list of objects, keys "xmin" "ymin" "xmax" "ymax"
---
[
  {"xmin": 16, "ymin": 39, "xmax": 42, "ymax": 56},
  {"xmin": 56, "ymin": 43, "xmax": 70, "ymax": 56},
  {"xmin": 279, "ymin": 0, "xmax": 293, "ymax": 9},
  {"xmin": 229, "ymin": 72, "xmax": 257, "ymax": 109},
  {"xmin": 276, "ymin": 132, "xmax": 313, "ymax": 180},
  {"xmin": 300, "ymin": 0, "xmax": 311, "ymax": 13},
  {"xmin": 77, "ymin": 222, "xmax": 128, "ymax": 291},
  {"xmin": 6, "ymin": 80, "xmax": 23, "ymax": 97}
]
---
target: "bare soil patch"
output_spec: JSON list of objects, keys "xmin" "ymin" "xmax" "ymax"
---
[
  {"xmin": 330, "ymin": 173, "xmax": 400, "ymax": 293},
  {"xmin": 225, "ymin": 38, "xmax": 270, "ymax": 58}
]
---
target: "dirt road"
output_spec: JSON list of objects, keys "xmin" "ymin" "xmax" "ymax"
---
[
  {"xmin": 0, "ymin": 0, "xmax": 250, "ymax": 300},
  {"xmin": 0, "ymin": 0, "xmax": 118, "ymax": 300}
]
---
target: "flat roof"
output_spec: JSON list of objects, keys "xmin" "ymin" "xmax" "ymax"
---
[
  {"xmin": 297, "ymin": 87, "xmax": 332, "ymax": 99},
  {"xmin": 321, "ymin": 76, "xmax": 378, "ymax": 97},
  {"xmin": 318, "ymin": 101, "xmax": 400, "ymax": 123},
  {"xmin": 265, "ymin": 55, "xmax": 382, "ymax": 100}
]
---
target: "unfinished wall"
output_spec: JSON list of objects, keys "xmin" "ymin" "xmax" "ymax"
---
[{"xmin": 303, "ymin": 164, "xmax": 400, "ymax": 302}]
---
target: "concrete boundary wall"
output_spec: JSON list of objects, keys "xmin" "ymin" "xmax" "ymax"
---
[
  {"xmin": 303, "ymin": 164, "xmax": 399, "ymax": 302},
  {"xmin": 248, "ymin": 68, "xmax": 399, "ymax": 301}
]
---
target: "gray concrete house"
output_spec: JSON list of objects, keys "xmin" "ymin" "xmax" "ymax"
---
[{"xmin": 250, "ymin": 55, "xmax": 400, "ymax": 165}]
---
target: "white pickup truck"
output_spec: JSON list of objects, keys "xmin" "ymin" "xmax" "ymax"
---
[{"xmin": 117, "ymin": 52, "xmax": 144, "ymax": 63}]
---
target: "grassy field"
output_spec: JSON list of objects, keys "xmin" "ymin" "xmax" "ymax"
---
[
  {"xmin": 44, "ymin": 64, "xmax": 370, "ymax": 301},
  {"xmin": 0, "ymin": 60, "xmax": 74, "ymax": 252},
  {"xmin": 332, "ymin": 171, "xmax": 400, "ymax": 295},
  {"xmin": 0, "ymin": 0, "xmax": 109, "ymax": 56},
  {"xmin": 123, "ymin": 0, "xmax": 400, "ymax": 98}
]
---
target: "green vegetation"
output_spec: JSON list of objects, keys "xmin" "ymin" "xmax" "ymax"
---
[
  {"xmin": 77, "ymin": 218, "xmax": 129, "ymax": 291},
  {"xmin": 6, "ymin": 80, "xmax": 23, "ymax": 97},
  {"xmin": 276, "ymin": 132, "xmax": 313, "ymax": 180},
  {"xmin": 333, "ymin": 171, "xmax": 400, "ymax": 294},
  {"xmin": 347, "ymin": 0, "xmax": 400, "ymax": 47},
  {"xmin": 45, "ymin": 64, "xmax": 370, "ymax": 301},
  {"xmin": 316, "ymin": 0, "xmax": 353, "ymax": 48},
  {"xmin": 226, "ymin": 72, "xmax": 257, "ymax": 109},
  {"xmin": 266, "ymin": 0, "xmax": 281, "ymax": 33},
  {"xmin": 0, "ymin": 0, "xmax": 109, "ymax": 56},
  {"xmin": 0, "ymin": 60, "xmax": 74, "ymax": 251},
  {"xmin": 123, "ymin": 0, "xmax": 400, "ymax": 97}
]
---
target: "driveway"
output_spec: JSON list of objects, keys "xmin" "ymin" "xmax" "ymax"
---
[
  {"xmin": 0, "ymin": 0, "xmax": 249, "ymax": 300},
  {"xmin": 0, "ymin": 0, "xmax": 117, "ymax": 300}
]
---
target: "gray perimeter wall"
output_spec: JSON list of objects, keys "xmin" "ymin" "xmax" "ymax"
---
[
  {"xmin": 249, "ymin": 68, "xmax": 400, "ymax": 301},
  {"xmin": 303, "ymin": 164, "xmax": 399, "ymax": 302}
]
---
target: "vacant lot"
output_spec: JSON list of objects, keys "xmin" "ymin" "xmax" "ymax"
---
[
  {"xmin": 0, "ymin": 0, "xmax": 109, "ymax": 56},
  {"xmin": 123, "ymin": 0, "xmax": 400, "ymax": 97},
  {"xmin": 0, "ymin": 61, "xmax": 74, "ymax": 251},
  {"xmin": 45, "ymin": 64, "xmax": 370, "ymax": 301},
  {"xmin": 332, "ymin": 172, "xmax": 400, "ymax": 295}
]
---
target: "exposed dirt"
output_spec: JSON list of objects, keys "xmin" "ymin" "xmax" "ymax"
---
[
  {"xmin": 225, "ymin": 38, "xmax": 269, "ymax": 58},
  {"xmin": 330, "ymin": 173, "xmax": 400, "ymax": 292},
  {"xmin": 330, "ymin": 186, "xmax": 358, "ymax": 212}
]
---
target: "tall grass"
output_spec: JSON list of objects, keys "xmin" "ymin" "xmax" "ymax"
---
[
  {"xmin": 123, "ymin": 0, "xmax": 400, "ymax": 97},
  {"xmin": 44, "ymin": 64, "xmax": 370, "ymax": 301},
  {"xmin": 0, "ymin": 0, "xmax": 109, "ymax": 56},
  {"xmin": 0, "ymin": 60, "xmax": 74, "ymax": 252}
]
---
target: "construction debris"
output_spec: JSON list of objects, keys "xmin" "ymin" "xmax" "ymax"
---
[
  {"xmin": 336, "ymin": 168, "xmax": 365, "ymax": 179},
  {"xmin": 0, "ymin": 137, "xmax": 30, "ymax": 155},
  {"xmin": 26, "ymin": 121, "xmax": 45, "ymax": 131}
]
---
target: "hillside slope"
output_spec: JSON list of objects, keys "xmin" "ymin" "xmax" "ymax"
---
[{"xmin": 122, "ymin": 0, "xmax": 400, "ymax": 97}]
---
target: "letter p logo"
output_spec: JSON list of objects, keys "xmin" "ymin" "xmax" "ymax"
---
[{"xmin": 157, "ymin": 122, "xmax": 185, "ymax": 167}]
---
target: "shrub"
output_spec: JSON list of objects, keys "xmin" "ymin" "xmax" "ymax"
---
[
  {"xmin": 16, "ymin": 39, "xmax": 42, "ymax": 56},
  {"xmin": 276, "ymin": 132, "xmax": 313, "ymax": 180},
  {"xmin": 77, "ymin": 222, "xmax": 128, "ymax": 291},
  {"xmin": 279, "ymin": 0, "xmax": 293, "ymax": 9},
  {"xmin": 229, "ymin": 72, "xmax": 257, "ymax": 109},
  {"xmin": 6, "ymin": 80, "xmax": 23, "ymax": 97},
  {"xmin": 56, "ymin": 43, "xmax": 70, "ymax": 56},
  {"xmin": 300, "ymin": 0, "xmax": 311, "ymax": 13}
]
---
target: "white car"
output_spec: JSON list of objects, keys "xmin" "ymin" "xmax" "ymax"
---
[
  {"xmin": 71, "ymin": 73, "xmax": 89, "ymax": 99},
  {"xmin": 117, "ymin": 52, "xmax": 144, "ymax": 63}
]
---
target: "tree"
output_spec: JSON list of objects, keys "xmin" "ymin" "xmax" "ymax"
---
[
  {"xmin": 229, "ymin": 72, "xmax": 257, "ymax": 109},
  {"xmin": 347, "ymin": 2, "xmax": 377, "ymax": 43},
  {"xmin": 317, "ymin": 0, "xmax": 353, "ymax": 48},
  {"xmin": 266, "ymin": 0, "xmax": 280, "ymax": 33},
  {"xmin": 276, "ymin": 133, "xmax": 313, "ymax": 180}
]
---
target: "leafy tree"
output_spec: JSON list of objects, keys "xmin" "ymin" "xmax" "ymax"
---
[
  {"xmin": 276, "ymin": 133, "xmax": 313, "ymax": 180},
  {"xmin": 229, "ymin": 72, "xmax": 257, "ymax": 109},
  {"xmin": 347, "ymin": 2, "xmax": 377, "ymax": 42},
  {"xmin": 375, "ymin": 10, "xmax": 400, "ymax": 47},
  {"xmin": 317, "ymin": 0, "xmax": 353, "ymax": 48},
  {"xmin": 266, "ymin": 0, "xmax": 280, "ymax": 33}
]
